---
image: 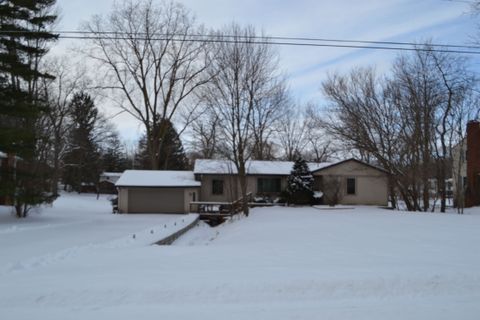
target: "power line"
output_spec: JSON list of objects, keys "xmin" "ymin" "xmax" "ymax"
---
[
  {"xmin": 57, "ymin": 35, "xmax": 480, "ymax": 55},
  {"xmin": 53, "ymin": 30, "xmax": 480, "ymax": 50},
  {"xmin": 2, "ymin": 29, "xmax": 480, "ymax": 55},
  {"xmin": 6, "ymin": 29, "xmax": 480, "ymax": 50}
]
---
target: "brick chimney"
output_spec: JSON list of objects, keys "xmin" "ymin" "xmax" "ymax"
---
[{"xmin": 465, "ymin": 120, "xmax": 480, "ymax": 207}]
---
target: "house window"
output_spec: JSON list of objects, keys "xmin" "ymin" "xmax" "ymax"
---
[
  {"xmin": 212, "ymin": 179, "xmax": 224, "ymax": 195},
  {"xmin": 346, "ymin": 178, "xmax": 356, "ymax": 195},
  {"xmin": 257, "ymin": 178, "xmax": 282, "ymax": 193}
]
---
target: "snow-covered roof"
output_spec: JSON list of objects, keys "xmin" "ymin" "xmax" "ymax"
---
[
  {"xmin": 194, "ymin": 159, "xmax": 333, "ymax": 176},
  {"xmin": 100, "ymin": 172, "xmax": 123, "ymax": 183},
  {"xmin": 116, "ymin": 170, "xmax": 201, "ymax": 188},
  {"xmin": 310, "ymin": 158, "xmax": 389, "ymax": 174},
  {"xmin": 101, "ymin": 172, "xmax": 123, "ymax": 178},
  {"xmin": 0, "ymin": 151, "xmax": 22, "ymax": 161}
]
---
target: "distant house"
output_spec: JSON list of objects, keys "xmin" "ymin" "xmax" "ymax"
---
[
  {"xmin": 428, "ymin": 178, "xmax": 454, "ymax": 200},
  {"xmin": 98, "ymin": 172, "xmax": 123, "ymax": 194},
  {"xmin": 453, "ymin": 120, "xmax": 480, "ymax": 207},
  {"xmin": 115, "ymin": 158, "xmax": 389, "ymax": 214},
  {"xmin": 100, "ymin": 172, "xmax": 122, "ymax": 185}
]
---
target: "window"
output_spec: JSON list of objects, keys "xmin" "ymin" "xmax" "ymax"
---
[
  {"xmin": 346, "ymin": 178, "xmax": 356, "ymax": 195},
  {"xmin": 212, "ymin": 179, "xmax": 224, "ymax": 195},
  {"xmin": 257, "ymin": 178, "xmax": 282, "ymax": 193}
]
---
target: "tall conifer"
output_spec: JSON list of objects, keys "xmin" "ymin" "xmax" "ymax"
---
[{"xmin": 0, "ymin": 0, "xmax": 58, "ymax": 217}]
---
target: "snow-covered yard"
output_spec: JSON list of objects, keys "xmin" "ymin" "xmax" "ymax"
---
[{"xmin": 1, "ymin": 194, "xmax": 480, "ymax": 319}]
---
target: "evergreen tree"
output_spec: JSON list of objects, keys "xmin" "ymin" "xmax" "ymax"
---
[
  {"xmin": 62, "ymin": 92, "xmax": 101, "ymax": 191},
  {"xmin": 101, "ymin": 130, "xmax": 129, "ymax": 172},
  {"xmin": 286, "ymin": 157, "xmax": 314, "ymax": 205},
  {"xmin": 135, "ymin": 134, "xmax": 149, "ymax": 169},
  {"xmin": 135, "ymin": 119, "xmax": 188, "ymax": 170},
  {"xmin": 0, "ymin": 0, "xmax": 58, "ymax": 217}
]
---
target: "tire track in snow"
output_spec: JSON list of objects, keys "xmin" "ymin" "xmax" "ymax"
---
[{"xmin": 0, "ymin": 215, "xmax": 198, "ymax": 276}]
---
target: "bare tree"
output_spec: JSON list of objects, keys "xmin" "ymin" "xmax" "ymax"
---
[
  {"xmin": 204, "ymin": 24, "xmax": 284, "ymax": 215},
  {"xmin": 188, "ymin": 107, "xmax": 220, "ymax": 159},
  {"xmin": 250, "ymin": 77, "xmax": 288, "ymax": 160},
  {"xmin": 322, "ymin": 46, "xmax": 478, "ymax": 212},
  {"xmin": 322, "ymin": 175, "xmax": 343, "ymax": 206},
  {"xmin": 276, "ymin": 106, "xmax": 309, "ymax": 161},
  {"xmin": 322, "ymin": 67, "xmax": 414, "ymax": 210},
  {"xmin": 393, "ymin": 50, "xmax": 442, "ymax": 211},
  {"xmin": 392, "ymin": 46, "xmax": 479, "ymax": 212},
  {"xmin": 40, "ymin": 56, "xmax": 90, "ymax": 195},
  {"xmin": 451, "ymin": 94, "xmax": 479, "ymax": 213},
  {"xmin": 303, "ymin": 103, "xmax": 336, "ymax": 162},
  {"xmin": 429, "ymin": 51, "xmax": 475, "ymax": 212},
  {"xmin": 84, "ymin": 0, "xmax": 211, "ymax": 170}
]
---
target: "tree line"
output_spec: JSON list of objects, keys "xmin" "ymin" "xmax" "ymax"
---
[
  {"xmin": 322, "ymin": 47, "xmax": 478, "ymax": 212},
  {"xmin": 1, "ymin": 0, "xmax": 478, "ymax": 217}
]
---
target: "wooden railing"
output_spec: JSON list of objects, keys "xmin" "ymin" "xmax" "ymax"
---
[
  {"xmin": 231, "ymin": 192, "xmax": 253, "ymax": 213},
  {"xmin": 189, "ymin": 192, "xmax": 253, "ymax": 215}
]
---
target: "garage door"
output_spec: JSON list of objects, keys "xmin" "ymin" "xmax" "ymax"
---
[{"xmin": 128, "ymin": 188, "xmax": 185, "ymax": 213}]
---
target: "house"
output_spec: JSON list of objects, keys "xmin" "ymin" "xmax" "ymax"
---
[
  {"xmin": 453, "ymin": 120, "xmax": 480, "ymax": 207},
  {"xmin": 98, "ymin": 172, "xmax": 123, "ymax": 194},
  {"xmin": 193, "ymin": 159, "xmax": 332, "ymax": 203},
  {"xmin": 311, "ymin": 159, "xmax": 388, "ymax": 206},
  {"xmin": 116, "ymin": 158, "xmax": 388, "ymax": 214},
  {"xmin": 452, "ymin": 139, "xmax": 467, "ymax": 206},
  {"xmin": 100, "ymin": 172, "xmax": 122, "ymax": 185},
  {"xmin": 428, "ymin": 178, "xmax": 454, "ymax": 200},
  {"xmin": 193, "ymin": 158, "xmax": 388, "ymax": 206},
  {"xmin": 116, "ymin": 170, "xmax": 201, "ymax": 213}
]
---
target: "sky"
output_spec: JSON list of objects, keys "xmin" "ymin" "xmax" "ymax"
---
[{"xmin": 53, "ymin": 0, "xmax": 479, "ymax": 144}]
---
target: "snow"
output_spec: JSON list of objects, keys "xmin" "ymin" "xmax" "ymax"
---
[
  {"xmin": 0, "ymin": 151, "xmax": 22, "ymax": 161},
  {"xmin": 194, "ymin": 159, "xmax": 333, "ymax": 175},
  {"xmin": 0, "ymin": 193, "xmax": 197, "ymax": 274},
  {"xmin": 101, "ymin": 172, "xmax": 123, "ymax": 177},
  {"xmin": 116, "ymin": 170, "xmax": 201, "ymax": 187},
  {"xmin": 99, "ymin": 172, "xmax": 123, "ymax": 183},
  {"xmin": 1, "ymin": 195, "xmax": 480, "ymax": 319},
  {"xmin": 313, "ymin": 191, "xmax": 323, "ymax": 198}
]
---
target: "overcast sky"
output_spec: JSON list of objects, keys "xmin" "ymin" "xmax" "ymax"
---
[{"xmin": 53, "ymin": 0, "xmax": 478, "ymax": 143}]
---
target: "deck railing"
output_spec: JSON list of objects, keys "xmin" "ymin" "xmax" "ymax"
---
[{"xmin": 189, "ymin": 192, "xmax": 253, "ymax": 215}]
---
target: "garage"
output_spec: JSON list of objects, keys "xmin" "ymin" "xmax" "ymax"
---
[
  {"xmin": 116, "ymin": 170, "xmax": 201, "ymax": 214},
  {"xmin": 127, "ymin": 188, "xmax": 185, "ymax": 213}
]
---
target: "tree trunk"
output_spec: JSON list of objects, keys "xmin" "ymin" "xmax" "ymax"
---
[
  {"xmin": 388, "ymin": 175, "xmax": 397, "ymax": 209},
  {"xmin": 52, "ymin": 139, "xmax": 60, "ymax": 196},
  {"xmin": 238, "ymin": 163, "xmax": 249, "ymax": 216},
  {"xmin": 438, "ymin": 164, "xmax": 447, "ymax": 213}
]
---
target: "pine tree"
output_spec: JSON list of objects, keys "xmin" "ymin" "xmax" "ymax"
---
[
  {"xmin": 286, "ymin": 157, "xmax": 314, "ymax": 205},
  {"xmin": 0, "ymin": 0, "xmax": 58, "ymax": 217},
  {"xmin": 135, "ymin": 119, "xmax": 188, "ymax": 170},
  {"xmin": 62, "ymin": 92, "xmax": 101, "ymax": 191},
  {"xmin": 101, "ymin": 130, "xmax": 129, "ymax": 172}
]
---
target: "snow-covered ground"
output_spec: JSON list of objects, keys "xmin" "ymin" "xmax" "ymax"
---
[{"xmin": 1, "ymin": 195, "xmax": 480, "ymax": 319}]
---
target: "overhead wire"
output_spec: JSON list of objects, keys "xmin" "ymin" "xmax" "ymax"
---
[{"xmin": 1, "ymin": 29, "xmax": 480, "ymax": 55}]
